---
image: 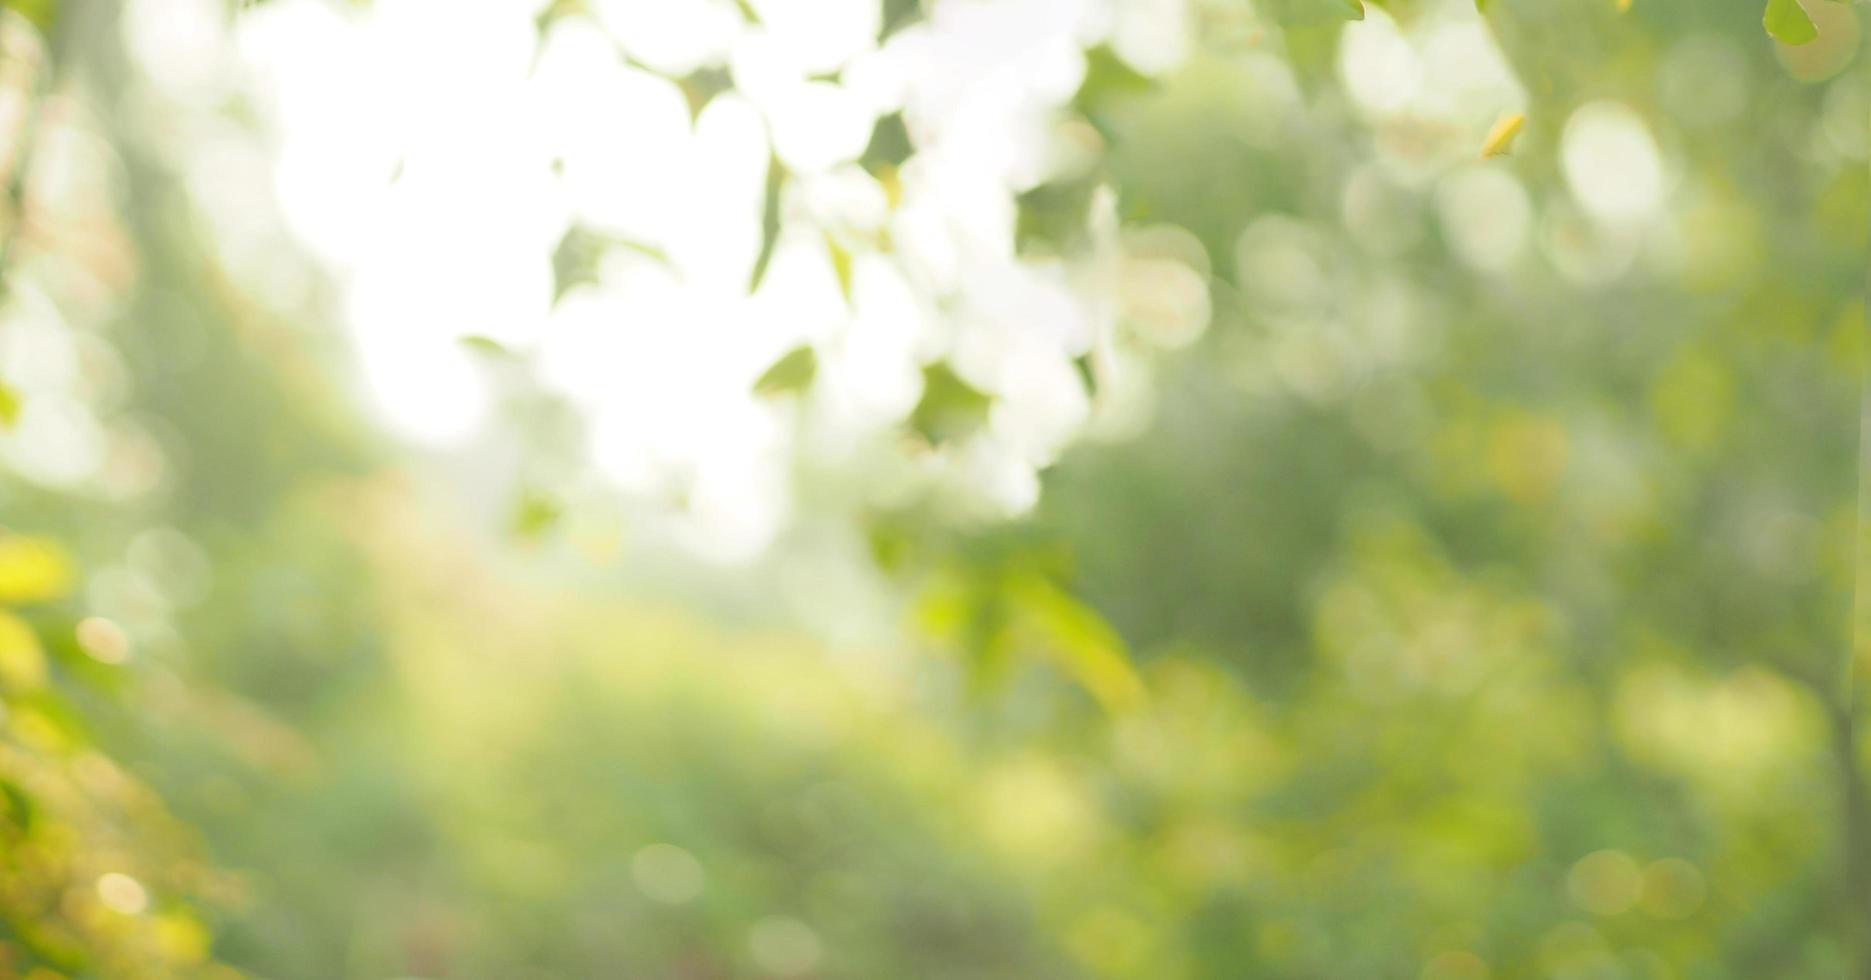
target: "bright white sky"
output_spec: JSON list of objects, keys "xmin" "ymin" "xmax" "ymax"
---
[
  {"xmin": 113, "ymin": 0, "xmax": 1209, "ymax": 560},
  {"xmin": 103, "ymin": 0, "xmax": 1675, "ymax": 563}
]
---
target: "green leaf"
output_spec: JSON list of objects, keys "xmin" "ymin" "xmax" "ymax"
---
[
  {"xmin": 866, "ymin": 519, "xmax": 916, "ymax": 573},
  {"xmin": 879, "ymin": 0, "xmax": 920, "ymax": 39},
  {"xmin": 753, "ymin": 345, "xmax": 817, "ymax": 398},
  {"xmin": 859, "ymin": 112, "xmax": 914, "ymax": 176},
  {"xmin": 1764, "ymin": 0, "xmax": 1817, "ymax": 44},
  {"xmin": 1073, "ymin": 45, "xmax": 1155, "ymax": 119},
  {"xmin": 824, "ymin": 233, "xmax": 854, "ymax": 306},
  {"xmin": 0, "ymin": 777, "xmax": 35, "ymax": 830},
  {"xmin": 748, "ymin": 153, "xmax": 786, "ymax": 293},
  {"xmin": 1015, "ymin": 174, "xmax": 1100, "ymax": 253},
  {"xmin": 1263, "ymin": 0, "xmax": 1368, "ymax": 28},
  {"xmin": 1007, "ymin": 573, "xmax": 1145, "ymax": 712},
  {"xmin": 531, "ymin": 0, "xmax": 587, "ymax": 33},
  {"xmin": 1072, "ymin": 352, "xmax": 1099, "ymax": 399},
  {"xmin": 459, "ymin": 335, "xmax": 517, "ymax": 359},
  {"xmin": 909, "ymin": 362, "xmax": 992, "ymax": 445},
  {"xmin": 508, "ymin": 488, "xmax": 563, "ymax": 540},
  {"xmin": 551, "ymin": 224, "xmax": 669, "ymax": 302},
  {"xmin": 0, "ymin": 381, "xmax": 19, "ymax": 429},
  {"xmin": 10, "ymin": 0, "xmax": 57, "ymax": 33},
  {"xmin": 675, "ymin": 66, "xmax": 734, "ymax": 124},
  {"xmin": 551, "ymin": 226, "xmax": 604, "ymax": 301}
]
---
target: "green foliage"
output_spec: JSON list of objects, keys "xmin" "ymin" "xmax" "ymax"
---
[
  {"xmin": 824, "ymin": 232, "xmax": 855, "ymax": 305},
  {"xmin": 550, "ymin": 223, "xmax": 668, "ymax": 302},
  {"xmin": 858, "ymin": 112, "xmax": 913, "ymax": 177},
  {"xmin": 909, "ymin": 362, "xmax": 993, "ymax": 446},
  {"xmin": 1072, "ymin": 46, "xmax": 1156, "ymax": 120},
  {"xmin": 878, "ymin": 0, "xmax": 920, "ymax": 40},
  {"xmin": 674, "ymin": 65, "xmax": 734, "ymax": 122},
  {"xmin": 1260, "ymin": 0, "xmax": 1367, "ymax": 28},
  {"xmin": 508, "ymin": 487, "xmax": 564, "ymax": 540},
  {"xmin": 753, "ymin": 345, "xmax": 818, "ymax": 399},
  {"xmin": 749, "ymin": 153, "xmax": 787, "ymax": 293},
  {"xmin": 7, "ymin": 0, "xmax": 58, "ymax": 33},
  {"xmin": 457, "ymin": 334, "xmax": 517, "ymax": 360},
  {"xmin": 2, "ymin": 0, "xmax": 1865, "ymax": 977},
  {"xmin": 1765, "ymin": 0, "xmax": 1820, "ymax": 44},
  {"xmin": 1016, "ymin": 174, "xmax": 1104, "ymax": 254},
  {"xmin": 0, "ymin": 539, "xmax": 231, "ymax": 978}
]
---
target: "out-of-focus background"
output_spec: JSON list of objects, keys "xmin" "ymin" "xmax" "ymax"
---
[{"xmin": 0, "ymin": 0, "xmax": 1864, "ymax": 976}]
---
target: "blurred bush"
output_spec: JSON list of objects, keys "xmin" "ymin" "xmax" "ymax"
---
[{"xmin": 0, "ymin": 0, "xmax": 1863, "ymax": 978}]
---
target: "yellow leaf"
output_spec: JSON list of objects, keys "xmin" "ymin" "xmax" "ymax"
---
[
  {"xmin": 0, "ymin": 612, "xmax": 45, "ymax": 691},
  {"xmin": 1481, "ymin": 112, "xmax": 1526, "ymax": 158},
  {"xmin": 876, "ymin": 165, "xmax": 903, "ymax": 210},
  {"xmin": 155, "ymin": 912, "xmax": 213, "ymax": 963},
  {"xmin": 10, "ymin": 706, "xmax": 75, "ymax": 753},
  {"xmin": 0, "ymin": 536, "xmax": 74, "ymax": 604}
]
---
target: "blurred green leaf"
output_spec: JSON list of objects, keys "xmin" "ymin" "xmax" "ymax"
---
[
  {"xmin": 0, "ymin": 778, "xmax": 35, "ymax": 831},
  {"xmin": 748, "ymin": 153, "xmax": 786, "ymax": 293},
  {"xmin": 753, "ymin": 345, "xmax": 818, "ymax": 398},
  {"xmin": 676, "ymin": 66, "xmax": 734, "ymax": 123},
  {"xmin": 880, "ymin": 0, "xmax": 920, "ymax": 39},
  {"xmin": 909, "ymin": 362, "xmax": 992, "ymax": 445},
  {"xmin": 551, "ymin": 224, "xmax": 668, "ymax": 302},
  {"xmin": 0, "ymin": 380, "xmax": 19, "ymax": 429},
  {"xmin": 459, "ymin": 335, "xmax": 517, "ymax": 359},
  {"xmin": 530, "ymin": 0, "xmax": 587, "ymax": 32},
  {"xmin": 10, "ymin": 0, "xmax": 57, "ymax": 32},
  {"xmin": 1007, "ymin": 573, "xmax": 1145, "ymax": 712},
  {"xmin": 508, "ymin": 488, "xmax": 563, "ymax": 540},
  {"xmin": 825, "ymin": 233, "xmax": 854, "ymax": 306},
  {"xmin": 1015, "ymin": 174, "xmax": 1100, "ymax": 252},
  {"xmin": 1072, "ymin": 352, "xmax": 1099, "ymax": 399},
  {"xmin": 1073, "ymin": 45, "xmax": 1155, "ymax": 136},
  {"xmin": 866, "ymin": 519, "xmax": 916, "ymax": 573},
  {"xmin": 1262, "ymin": 0, "xmax": 1368, "ymax": 28},
  {"xmin": 1764, "ymin": 0, "xmax": 1817, "ymax": 43},
  {"xmin": 860, "ymin": 112, "xmax": 914, "ymax": 176}
]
